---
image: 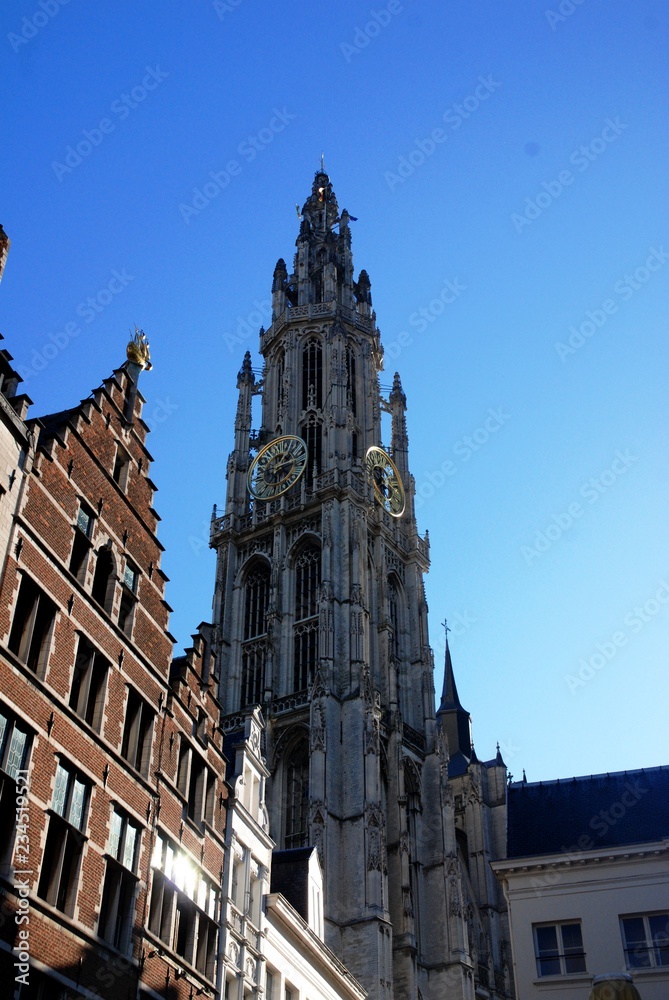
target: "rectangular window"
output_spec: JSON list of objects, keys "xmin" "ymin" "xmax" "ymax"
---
[
  {"xmin": 15, "ymin": 969, "xmax": 83, "ymax": 999},
  {"xmin": 113, "ymin": 444, "xmax": 131, "ymax": 490},
  {"xmin": 293, "ymin": 621, "xmax": 318, "ymax": 692},
  {"xmin": 99, "ymin": 807, "xmax": 140, "ymax": 952},
  {"xmin": 121, "ymin": 688, "xmax": 154, "ymax": 776},
  {"xmin": 231, "ymin": 853, "xmax": 245, "ymax": 912},
  {"xmin": 248, "ymin": 873, "xmax": 262, "ymax": 927},
  {"xmin": 265, "ymin": 970, "xmax": 275, "ymax": 1000},
  {"xmin": 123, "ymin": 560, "xmax": 139, "ymax": 593},
  {"xmin": 69, "ymin": 635, "xmax": 108, "ymax": 731},
  {"xmin": 37, "ymin": 762, "xmax": 89, "ymax": 915},
  {"xmin": 177, "ymin": 740, "xmax": 215, "ymax": 828},
  {"xmin": 117, "ymin": 559, "xmax": 139, "ymax": 636},
  {"xmin": 69, "ymin": 501, "xmax": 95, "ymax": 582},
  {"xmin": 8, "ymin": 574, "xmax": 57, "ymax": 676},
  {"xmin": 241, "ymin": 641, "xmax": 266, "ymax": 708},
  {"xmin": 76, "ymin": 504, "xmax": 93, "ymax": 536},
  {"xmin": 621, "ymin": 913, "xmax": 669, "ymax": 969},
  {"xmin": 0, "ymin": 706, "xmax": 31, "ymax": 877},
  {"xmin": 149, "ymin": 834, "xmax": 218, "ymax": 980},
  {"xmin": 534, "ymin": 921, "xmax": 586, "ymax": 977},
  {"xmin": 117, "ymin": 591, "xmax": 135, "ymax": 637}
]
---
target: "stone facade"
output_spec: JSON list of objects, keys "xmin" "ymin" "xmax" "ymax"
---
[
  {"xmin": 211, "ymin": 170, "xmax": 511, "ymax": 1000},
  {"xmin": 221, "ymin": 708, "xmax": 367, "ymax": 1000}
]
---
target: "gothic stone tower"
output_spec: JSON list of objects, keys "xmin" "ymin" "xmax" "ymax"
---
[{"xmin": 211, "ymin": 171, "xmax": 506, "ymax": 1000}]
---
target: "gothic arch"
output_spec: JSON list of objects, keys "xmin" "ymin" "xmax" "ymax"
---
[
  {"xmin": 402, "ymin": 756, "xmax": 423, "ymax": 804},
  {"xmin": 235, "ymin": 552, "xmax": 272, "ymax": 589}
]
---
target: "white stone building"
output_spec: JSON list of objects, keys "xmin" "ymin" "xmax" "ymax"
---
[{"xmin": 492, "ymin": 767, "xmax": 669, "ymax": 1000}]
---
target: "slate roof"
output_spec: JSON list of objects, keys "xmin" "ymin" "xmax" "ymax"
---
[
  {"xmin": 270, "ymin": 847, "xmax": 316, "ymax": 923},
  {"xmin": 507, "ymin": 765, "xmax": 669, "ymax": 858}
]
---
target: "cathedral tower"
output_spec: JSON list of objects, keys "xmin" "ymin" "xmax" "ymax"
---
[{"xmin": 211, "ymin": 171, "xmax": 509, "ymax": 1000}]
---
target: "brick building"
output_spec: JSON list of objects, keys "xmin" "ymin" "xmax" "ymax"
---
[{"xmin": 0, "ymin": 332, "xmax": 228, "ymax": 1000}]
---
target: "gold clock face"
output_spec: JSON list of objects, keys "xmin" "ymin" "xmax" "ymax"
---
[
  {"xmin": 365, "ymin": 446, "xmax": 406, "ymax": 517},
  {"xmin": 248, "ymin": 435, "xmax": 308, "ymax": 500}
]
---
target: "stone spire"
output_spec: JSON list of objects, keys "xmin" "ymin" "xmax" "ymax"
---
[{"xmin": 436, "ymin": 627, "xmax": 472, "ymax": 762}]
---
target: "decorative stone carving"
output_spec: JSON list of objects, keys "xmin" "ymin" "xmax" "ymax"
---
[
  {"xmin": 365, "ymin": 707, "xmax": 380, "ymax": 755},
  {"xmin": 447, "ymin": 859, "xmax": 462, "ymax": 917},
  {"xmin": 367, "ymin": 815, "xmax": 383, "ymax": 873},
  {"xmin": 311, "ymin": 702, "xmax": 326, "ymax": 752}
]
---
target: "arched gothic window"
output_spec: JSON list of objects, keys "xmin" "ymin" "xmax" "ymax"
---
[
  {"xmin": 240, "ymin": 565, "xmax": 270, "ymax": 709},
  {"xmin": 293, "ymin": 545, "xmax": 320, "ymax": 691},
  {"xmin": 284, "ymin": 736, "xmax": 309, "ymax": 849},
  {"xmin": 302, "ymin": 339, "xmax": 322, "ymax": 410},
  {"xmin": 346, "ymin": 345, "xmax": 357, "ymax": 417}
]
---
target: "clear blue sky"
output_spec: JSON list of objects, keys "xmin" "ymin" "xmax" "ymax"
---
[{"xmin": 2, "ymin": 1, "xmax": 667, "ymax": 782}]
